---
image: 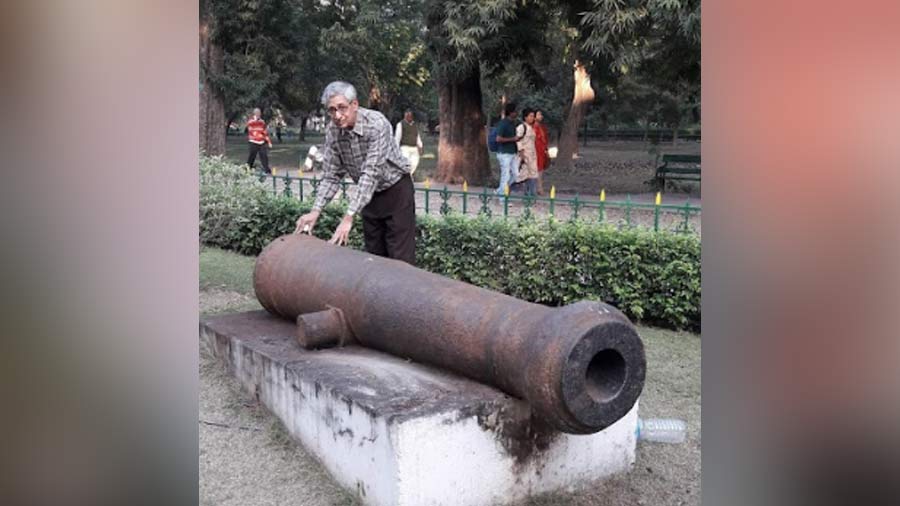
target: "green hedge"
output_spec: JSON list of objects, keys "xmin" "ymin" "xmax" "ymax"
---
[{"xmin": 200, "ymin": 156, "xmax": 700, "ymax": 330}]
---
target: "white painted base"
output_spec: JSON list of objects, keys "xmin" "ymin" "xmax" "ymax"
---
[
  {"xmin": 201, "ymin": 312, "xmax": 638, "ymax": 506},
  {"xmin": 392, "ymin": 406, "xmax": 638, "ymax": 506}
]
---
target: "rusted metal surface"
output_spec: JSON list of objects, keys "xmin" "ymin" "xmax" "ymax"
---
[
  {"xmin": 296, "ymin": 307, "xmax": 351, "ymax": 349},
  {"xmin": 253, "ymin": 234, "xmax": 646, "ymax": 434}
]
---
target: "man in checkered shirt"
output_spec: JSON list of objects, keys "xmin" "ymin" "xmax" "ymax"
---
[{"xmin": 294, "ymin": 81, "xmax": 416, "ymax": 264}]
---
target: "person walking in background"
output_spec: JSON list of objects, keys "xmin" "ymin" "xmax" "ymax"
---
[
  {"xmin": 302, "ymin": 145, "xmax": 324, "ymax": 172},
  {"xmin": 534, "ymin": 109, "xmax": 550, "ymax": 195},
  {"xmin": 246, "ymin": 108, "xmax": 273, "ymax": 174},
  {"xmin": 394, "ymin": 109, "xmax": 424, "ymax": 175},
  {"xmin": 515, "ymin": 108, "xmax": 539, "ymax": 196},
  {"xmin": 493, "ymin": 102, "xmax": 521, "ymax": 195}
]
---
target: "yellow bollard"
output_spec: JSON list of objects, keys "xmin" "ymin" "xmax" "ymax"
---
[
  {"xmin": 424, "ymin": 178, "xmax": 431, "ymax": 189},
  {"xmin": 463, "ymin": 180, "xmax": 468, "ymax": 193},
  {"xmin": 504, "ymin": 184, "xmax": 510, "ymax": 196},
  {"xmin": 600, "ymin": 189, "xmax": 606, "ymax": 202},
  {"xmin": 655, "ymin": 192, "xmax": 661, "ymax": 206},
  {"xmin": 550, "ymin": 185, "xmax": 556, "ymax": 199},
  {"xmin": 272, "ymin": 168, "xmax": 277, "ymax": 176}
]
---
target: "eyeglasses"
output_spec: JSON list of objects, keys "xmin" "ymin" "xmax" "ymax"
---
[{"xmin": 327, "ymin": 104, "xmax": 352, "ymax": 117}]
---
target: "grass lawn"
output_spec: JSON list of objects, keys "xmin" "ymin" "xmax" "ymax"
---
[
  {"xmin": 200, "ymin": 246, "xmax": 257, "ymax": 296},
  {"xmin": 199, "ymin": 246, "xmax": 701, "ymax": 505},
  {"xmin": 199, "ymin": 246, "xmax": 262, "ymax": 315}
]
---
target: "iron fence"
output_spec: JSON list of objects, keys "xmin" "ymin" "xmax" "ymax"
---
[{"xmin": 257, "ymin": 172, "xmax": 701, "ymax": 235}]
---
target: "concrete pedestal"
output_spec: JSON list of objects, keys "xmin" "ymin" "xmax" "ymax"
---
[{"xmin": 201, "ymin": 311, "xmax": 638, "ymax": 506}]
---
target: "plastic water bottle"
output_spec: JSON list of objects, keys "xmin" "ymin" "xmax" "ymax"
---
[{"xmin": 636, "ymin": 418, "xmax": 686, "ymax": 444}]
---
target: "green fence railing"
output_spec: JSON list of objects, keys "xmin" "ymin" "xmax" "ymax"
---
[{"xmin": 258, "ymin": 172, "xmax": 701, "ymax": 234}]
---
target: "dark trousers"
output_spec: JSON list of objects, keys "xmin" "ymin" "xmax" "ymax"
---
[
  {"xmin": 360, "ymin": 174, "xmax": 416, "ymax": 265},
  {"xmin": 247, "ymin": 142, "xmax": 270, "ymax": 174}
]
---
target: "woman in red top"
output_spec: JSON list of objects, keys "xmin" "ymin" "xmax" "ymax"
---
[{"xmin": 533, "ymin": 110, "xmax": 550, "ymax": 195}]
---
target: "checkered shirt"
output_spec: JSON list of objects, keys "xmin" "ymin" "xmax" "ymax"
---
[{"xmin": 312, "ymin": 107, "xmax": 410, "ymax": 215}]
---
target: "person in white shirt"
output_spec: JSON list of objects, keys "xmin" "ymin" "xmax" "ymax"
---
[{"xmin": 394, "ymin": 109, "xmax": 424, "ymax": 175}]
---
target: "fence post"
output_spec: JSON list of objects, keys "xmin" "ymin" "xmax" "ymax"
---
[
  {"xmin": 440, "ymin": 186, "xmax": 451, "ymax": 216},
  {"xmin": 523, "ymin": 194, "xmax": 535, "ymax": 220},
  {"xmin": 283, "ymin": 172, "xmax": 293, "ymax": 198},
  {"xmin": 654, "ymin": 191, "xmax": 661, "ymax": 232},
  {"xmin": 549, "ymin": 185, "xmax": 556, "ymax": 217},
  {"xmin": 503, "ymin": 184, "xmax": 510, "ymax": 219},
  {"xmin": 599, "ymin": 188, "xmax": 606, "ymax": 223},
  {"xmin": 680, "ymin": 200, "xmax": 692, "ymax": 234},
  {"xmin": 462, "ymin": 180, "xmax": 468, "ymax": 215},
  {"xmin": 625, "ymin": 194, "xmax": 633, "ymax": 228},
  {"xmin": 424, "ymin": 178, "xmax": 431, "ymax": 215},
  {"xmin": 479, "ymin": 187, "xmax": 491, "ymax": 217}
]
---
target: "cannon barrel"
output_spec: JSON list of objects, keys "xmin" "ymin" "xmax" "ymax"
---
[{"xmin": 253, "ymin": 234, "xmax": 646, "ymax": 434}]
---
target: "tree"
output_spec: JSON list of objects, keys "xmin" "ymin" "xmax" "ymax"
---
[
  {"xmin": 319, "ymin": 0, "xmax": 432, "ymax": 120},
  {"xmin": 203, "ymin": 0, "xmax": 439, "ymax": 149},
  {"xmin": 580, "ymin": 0, "xmax": 701, "ymax": 146},
  {"xmin": 551, "ymin": 0, "xmax": 644, "ymax": 168},
  {"xmin": 199, "ymin": 0, "xmax": 226, "ymax": 155},
  {"xmin": 628, "ymin": 0, "xmax": 701, "ymax": 144},
  {"xmin": 555, "ymin": 58, "xmax": 595, "ymax": 166},
  {"xmin": 203, "ymin": 0, "xmax": 337, "ymax": 142},
  {"xmin": 543, "ymin": 0, "xmax": 701, "ymax": 166},
  {"xmin": 425, "ymin": 0, "xmax": 547, "ymax": 184}
]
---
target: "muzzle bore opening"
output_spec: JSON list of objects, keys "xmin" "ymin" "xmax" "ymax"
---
[{"xmin": 584, "ymin": 349, "xmax": 627, "ymax": 403}]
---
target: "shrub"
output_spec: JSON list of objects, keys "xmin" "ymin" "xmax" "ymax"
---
[
  {"xmin": 415, "ymin": 215, "xmax": 700, "ymax": 330},
  {"xmin": 199, "ymin": 156, "xmax": 700, "ymax": 330},
  {"xmin": 199, "ymin": 155, "xmax": 361, "ymax": 254}
]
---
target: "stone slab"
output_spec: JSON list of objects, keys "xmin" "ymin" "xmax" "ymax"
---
[{"xmin": 200, "ymin": 310, "xmax": 638, "ymax": 506}]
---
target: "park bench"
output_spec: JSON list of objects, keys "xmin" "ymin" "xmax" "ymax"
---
[{"xmin": 653, "ymin": 154, "xmax": 700, "ymax": 191}]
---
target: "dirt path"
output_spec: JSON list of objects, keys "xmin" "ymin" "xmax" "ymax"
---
[{"xmin": 230, "ymin": 136, "xmax": 701, "ymax": 199}]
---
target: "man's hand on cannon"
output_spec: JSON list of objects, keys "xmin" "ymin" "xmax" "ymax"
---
[
  {"xmin": 294, "ymin": 210, "xmax": 320, "ymax": 234},
  {"xmin": 329, "ymin": 214, "xmax": 354, "ymax": 246}
]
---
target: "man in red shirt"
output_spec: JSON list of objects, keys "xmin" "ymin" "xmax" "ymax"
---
[{"xmin": 246, "ymin": 108, "xmax": 273, "ymax": 174}]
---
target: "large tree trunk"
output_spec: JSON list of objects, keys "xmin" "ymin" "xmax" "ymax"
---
[
  {"xmin": 556, "ymin": 60, "xmax": 594, "ymax": 170},
  {"xmin": 433, "ymin": 69, "xmax": 490, "ymax": 185},
  {"xmin": 199, "ymin": 3, "xmax": 226, "ymax": 156}
]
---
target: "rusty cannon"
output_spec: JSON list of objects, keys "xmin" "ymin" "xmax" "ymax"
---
[{"xmin": 253, "ymin": 234, "xmax": 646, "ymax": 434}]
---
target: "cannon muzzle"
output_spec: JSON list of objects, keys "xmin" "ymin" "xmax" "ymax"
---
[{"xmin": 253, "ymin": 234, "xmax": 645, "ymax": 434}]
